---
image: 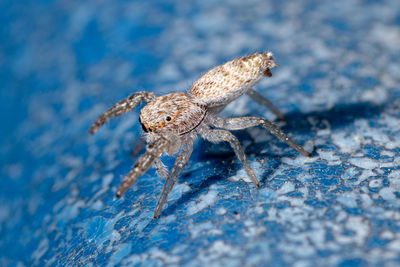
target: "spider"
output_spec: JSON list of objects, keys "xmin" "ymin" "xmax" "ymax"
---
[{"xmin": 89, "ymin": 51, "xmax": 310, "ymax": 218}]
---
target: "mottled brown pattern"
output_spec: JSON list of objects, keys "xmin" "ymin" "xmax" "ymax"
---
[{"xmin": 140, "ymin": 92, "xmax": 206, "ymax": 135}]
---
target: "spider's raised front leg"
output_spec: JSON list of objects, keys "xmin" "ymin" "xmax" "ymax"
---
[
  {"xmin": 208, "ymin": 115, "xmax": 310, "ymax": 157},
  {"xmin": 131, "ymin": 138, "xmax": 165, "ymax": 179},
  {"xmin": 116, "ymin": 137, "xmax": 168, "ymax": 197},
  {"xmin": 153, "ymin": 133, "xmax": 195, "ymax": 219},
  {"xmin": 246, "ymin": 89, "xmax": 286, "ymax": 120},
  {"xmin": 198, "ymin": 125, "xmax": 260, "ymax": 188},
  {"xmin": 89, "ymin": 91, "xmax": 156, "ymax": 134}
]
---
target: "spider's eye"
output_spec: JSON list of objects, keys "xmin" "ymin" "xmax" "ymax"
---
[
  {"xmin": 166, "ymin": 116, "xmax": 172, "ymax": 121},
  {"xmin": 139, "ymin": 117, "xmax": 148, "ymax": 132}
]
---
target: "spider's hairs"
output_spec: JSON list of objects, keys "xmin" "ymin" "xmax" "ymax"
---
[
  {"xmin": 153, "ymin": 132, "xmax": 195, "ymax": 218},
  {"xmin": 116, "ymin": 137, "xmax": 169, "ymax": 197},
  {"xmin": 89, "ymin": 91, "xmax": 155, "ymax": 134}
]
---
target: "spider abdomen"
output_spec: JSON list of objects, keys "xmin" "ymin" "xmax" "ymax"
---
[{"xmin": 190, "ymin": 51, "xmax": 277, "ymax": 107}]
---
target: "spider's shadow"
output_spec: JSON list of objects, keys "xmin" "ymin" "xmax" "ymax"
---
[
  {"xmin": 283, "ymin": 101, "xmax": 385, "ymax": 134},
  {"xmin": 160, "ymin": 155, "xmax": 280, "ymax": 217},
  {"xmin": 161, "ymin": 174, "xmax": 222, "ymax": 217},
  {"xmin": 209, "ymin": 101, "xmax": 385, "ymax": 156},
  {"xmin": 159, "ymin": 101, "xmax": 388, "ymax": 217}
]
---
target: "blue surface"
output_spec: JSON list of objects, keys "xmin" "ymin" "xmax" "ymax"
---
[{"xmin": 1, "ymin": 0, "xmax": 400, "ymax": 266}]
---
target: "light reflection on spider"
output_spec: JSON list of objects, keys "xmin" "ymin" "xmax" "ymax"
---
[{"xmin": 89, "ymin": 51, "xmax": 310, "ymax": 218}]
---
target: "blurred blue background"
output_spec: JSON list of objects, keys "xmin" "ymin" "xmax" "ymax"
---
[{"xmin": 1, "ymin": 0, "xmax": 400, "ymax": 266}]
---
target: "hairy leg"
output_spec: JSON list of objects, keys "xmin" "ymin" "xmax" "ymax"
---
[
  {"xmin": 198, "ymin": 125, "xmax": 260, "ymax": 188},
  {"xmin": 153, "ymin": 157, "xmax": 168, "ymax": 179},
  {"xmin": 116, "ymin": 137, "xmax": 168, "ymax": 197},
  {"xmin": 153, "ymin": 133, "xmax": 195, "ymax": 219},
  {"xmin": 131, "ymin": 138, "xmax": 169, "ymax": 178},
  {"xmin": 131, "ymin": 138, "xmax": 146, "ymax": 158},
  {"xmin": 89, "ymin": 91, "xmax": 155, "ymax": 134},
  {"xmin": 208, "ymin": 115, "xmax": 310, "ymax": 157},
  {"xmin": 246, "ymin": 89, "xmax": 286, "ymax": 120}
]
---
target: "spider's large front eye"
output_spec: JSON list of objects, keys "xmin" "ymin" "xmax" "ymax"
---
[
  {"xmin": 166, "ymin": 116, "xmax": 172, "ymax": 122},
  {"xmin": 139, "ymin": 117, "xmax": 148, "ymax": 132}
]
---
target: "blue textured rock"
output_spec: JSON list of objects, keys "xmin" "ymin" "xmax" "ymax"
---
[{"xmin": 1, "ymin": 0, "xmax": 400, "ymax": 266}]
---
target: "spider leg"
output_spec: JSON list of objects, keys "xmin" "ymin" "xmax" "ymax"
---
[
  {"xmin": 132, "ymin": 138, "xmax": 168, "ymax": 178},
  {"xmin": 131, "ymin": 138, "xmax": 146, "ymax": 158},
  {"xmin": 116, "ymin": 137, "xmax": 168, "ymax": 197},
  {"xmin": 89, "ymin": 91, "xmax": 156, "ymax": 134},
  {"xmin": 208, "ymin": 115, "xmax": 310, "ymax": 157},
  {"xmin": 153, "ymin": 134, "xmax": 195, "ymax": 219},
  {"xmin": 246, "ymin": 89, "xmax": 286, "ymax": 120},
  {"xmin": 132, "ymin": 137, "xmax": 167, "ymax": 178},
  {"xmin": 153, "ymin": 157, "xmax": 168, "ymax": 179},
  {"xmin": 199, "ymin": 125, "xmax": 260, "ymax": 188}
]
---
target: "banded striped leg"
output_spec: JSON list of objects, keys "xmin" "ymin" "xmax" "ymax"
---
[
  {"xmin": 198, "ymin": 125, "xmax": 260, "ymax": 188},
  {"xmin": 153, "ymin": 134, "xmax": 195, "ymax": 219},
  {"xmin": 246, "ymin": 89, "xmax": 286, "ymax": 120},
  {"xmin": 89, "ymin": 91, "xmax": 155, "ymax": 134},
  {"xmin": 208, "ymin": 115, "xmax": 310, "ymax": 157},
  {"xmin": 116, "ymin": 137, "xmax": 169, "ymax": 197}
]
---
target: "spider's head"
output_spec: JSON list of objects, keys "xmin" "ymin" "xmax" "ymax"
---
[{"xmin": 139, "ymin": 92, "xmax": 206, "ymax": 136}]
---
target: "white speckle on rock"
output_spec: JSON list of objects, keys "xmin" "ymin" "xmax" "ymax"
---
[
  {"xmin": 267, "ymin": 207, "xmax": 278, "ymax": 221},
  {"xmin": 275, "ymin": 182, "xmax": 295, "ymax": 196},
  {"xmin": 334, "ymin": 216, "xmax": 370, "ymax": 246},
  {"xmin": 369, "ymin": 179, "xmax": 382, "ymax": 188},
  {"xmin": 189, "ymin": 221, "xmax": 214, "ymax": 238},
  {"xmin": 380, "ymin": 230, "xmax": 394, "ymax": 239},
  {"xmin": 91, "ymin": 200, "xmax": 104, "ymax": 210},
  {"xmin": 346, "ymin": 216, "xmax": 370, "ymax": 246},
  {"xmin": 381, "ymin": 150, "xmax": 395, "ymax": 157},
  {"xmin": 106, "ymin": 243, "xmax": 131, "ymax": 267},
  {"xmin": 253, "ymin": 205, "xmax": 264, "ymax": 214},
  {"xmin": 243, "ymin": 219, "xmax": 265, "ymax": 237},
  {"xmin": 349, "ymin": 158, "xmax": 379, "ymax": 170},
  {"xmin": 356, "ymin": 170, "xmax": 376, "ymax": 185},
  {"xmin": 167, "ymin": 182, "xmax": 191, "ymax": 201},
  {"xmin": 102, "ymin": 173, "xmax": 114, "ymax": 188},
  {"xmin": 187, "ymin": 186, "xmax": 219, "ymax": 216},
  {"xmin": 149, "ymin": 248, "xmax": 181, "ymax": 265},
  {"xmin": 379, "ymin": 187, "xmax": 397, "ymax": 202},
  {"xmin": 32, "ymin": 238, "xmax": 49, "ymax": 265},
  {"xmin": 387, "ymin": 240, "xmax": 400, "ymax": 251},
  {"xmin": 209, "ymin": 240, "xmax": 237, "ymax": 256},
  {"xmin": 318, "ymin": 149, "xmax": 341, "ymax": 165},
  {"xmin": 216, "ymin": 207, "xmax": 227, "ymax": 215},
  {"xmin": 371, "ymin": 24, "xmax": 400, "ymax": 50},
  {"xmin": 337, "ymin": 193, "xmax": 358, "ymax": 208},
  {"xmin": 360, "ymin": 193, "xmax": 373, "ymax": 207},
  {"xmin": 360, "ymin": 86, "xmax": 388, "ymax": 104},
  {"xmin": 281, "ymin": 156, "xmax": 318, "ymax": 167},
  {"xmin": 228, "ymin": 161, "xmax": 263, "ymax": 184},
  {"xmin": 332, "ymin": 131, "xmax": 361, "ymax": 153},
  {"xmin": 388, "ymin": 170, "xmax": 400, "ymax": 191}
]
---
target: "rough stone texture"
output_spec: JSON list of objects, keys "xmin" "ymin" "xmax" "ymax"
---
[{"xmin": 1, "ymin": 0, "xmax": 400, "ymax": 266}]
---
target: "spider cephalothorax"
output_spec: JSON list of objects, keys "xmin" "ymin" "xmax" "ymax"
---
[
  {"xmin": 89, "ymin": 51, "xmax": 310, "ymax": 218},
  {"xmin": 139, "ymin": 92, "xmax": 206, "ymax": 136}
]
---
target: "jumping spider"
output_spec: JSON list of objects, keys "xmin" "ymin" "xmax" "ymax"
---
[{"xmin": 89, "ymin": 51, "xmax": 310, "ymax": 218}]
